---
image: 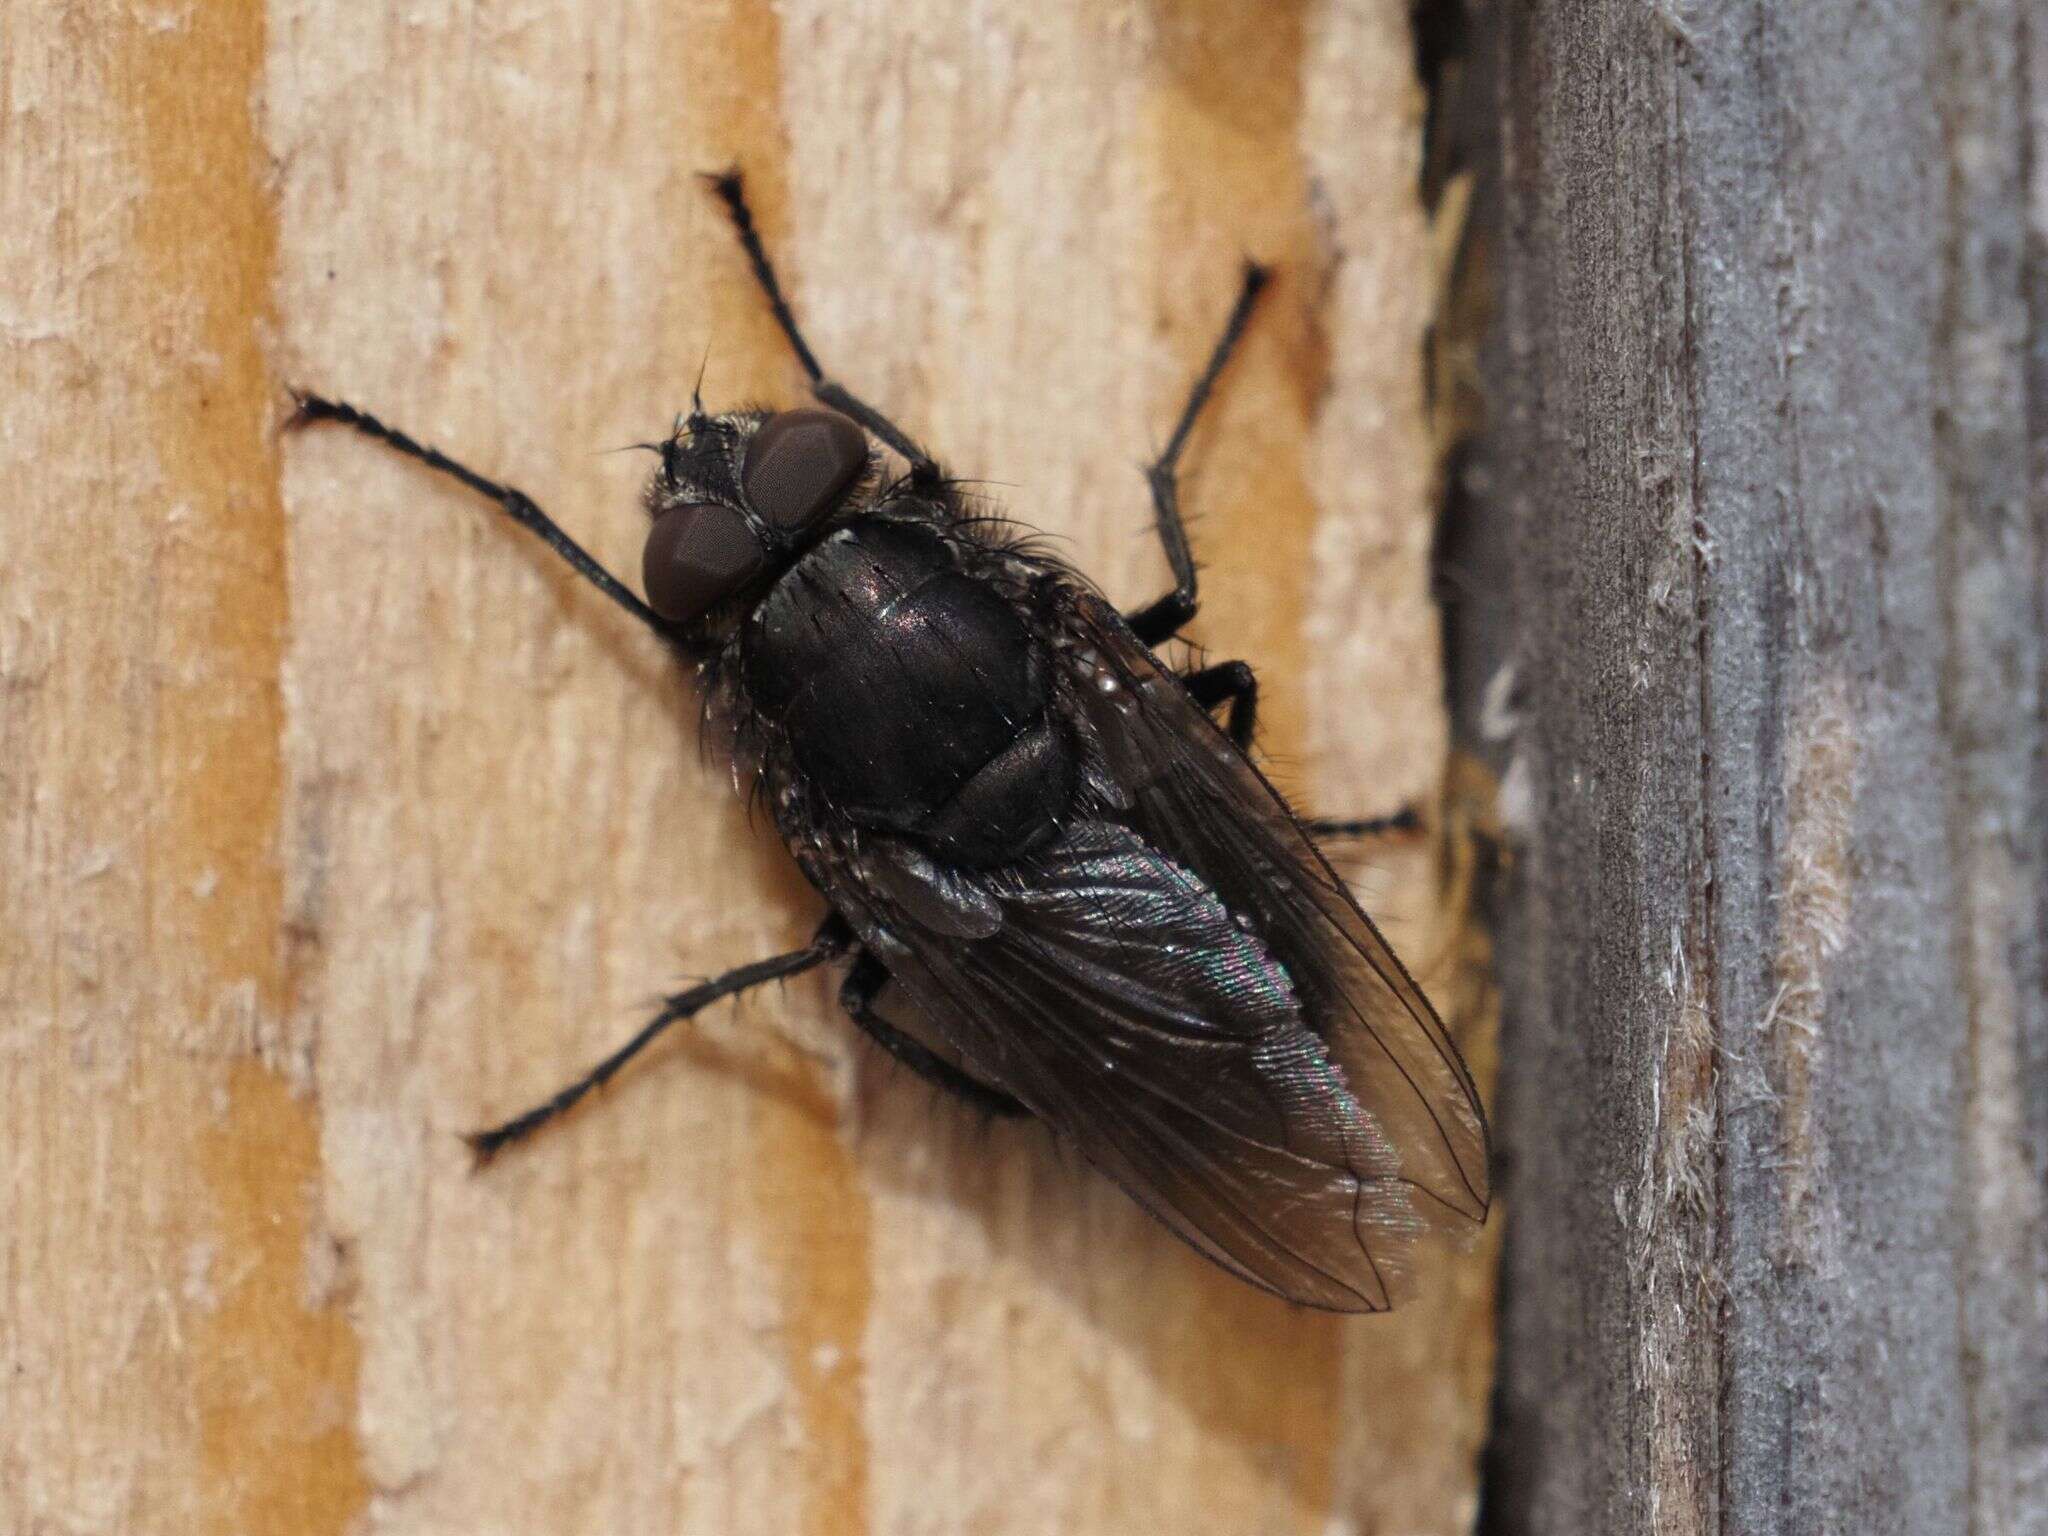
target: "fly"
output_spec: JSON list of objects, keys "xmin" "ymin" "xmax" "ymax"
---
[{"xmin": 291, "ymin": 170, "xmax": 1490, "ymax": 1312}]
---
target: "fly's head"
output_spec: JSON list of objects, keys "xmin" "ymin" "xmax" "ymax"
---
[{"xmin": 641, "ymin": 405, "xmax": 876, "ymax": 636}]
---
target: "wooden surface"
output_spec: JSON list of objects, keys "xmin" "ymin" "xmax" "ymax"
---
[
  {"xmin": 1, "ymin": 3, "xmax": 1497, "ymax": 1533},
  {"xmin": 1484, "ymin": 1, "xmax": 2048, "ymax": 1532}
]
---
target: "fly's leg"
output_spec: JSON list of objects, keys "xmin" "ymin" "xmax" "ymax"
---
[
  {"xmin": 466, "ymin": 918, "xmax": 854, "ymax": 1163},
  {"xmin": 703, "ymin": 169, "xmax": 944, "ymax": 487},
  {"xmin": 288, "ymin": 392, "xmax": 674, "ymax": 638},
  {"xmin": 839, "ymin": 952, "xmax": 1029, "ymax": 1118},
  {"xmin": 1307, "ymin": 808, "xmax": 1423, "ymax": 841},
  {"xmin": 1183, "ymin": 660, "xmax": 1259, "ymax": 749},
  {"xmin": 1126, "ymin": 263, "xmax": 1270, "ymax": 646},
  {"xmin": 1181, "ymin": 661, "xmax": 1420, "ymax": 837},
  {"xmin": 1140, "ymin": 273, "xmax": 1408, "ymax": 839}
]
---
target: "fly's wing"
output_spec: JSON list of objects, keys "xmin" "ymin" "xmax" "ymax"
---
[
  {"xmin": 827, "ymin": 597, "xmax": 1487, "ymax": 1310},
  {"xmin": 861, "ymin": 818, "xmax": 1424, "ymax": 1311},
  {"xmin": 1061, "ymin": 591, "xmax": 1491, "ymax": 1234}
]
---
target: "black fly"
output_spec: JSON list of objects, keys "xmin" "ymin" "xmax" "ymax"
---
[{"xmin": 291, "ymin": 170, "xmax": 1490, "ymax": 1312}]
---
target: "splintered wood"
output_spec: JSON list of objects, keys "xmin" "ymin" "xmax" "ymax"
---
[{"xmin": 1, "ymin": 3, "xmax": 1495, "ymax": 1532}]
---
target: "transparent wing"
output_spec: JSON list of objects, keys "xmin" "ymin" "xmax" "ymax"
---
[
  {"xmin": 1062, "ymin": 592, "xmax": 1491, "ymax": 1231},
  {"xmin": 870, "ymin": 818, "xmax": 1423, "ymax": 1311},
  {"xmin": 818, "ymin": 587, "xmax": 1490, "ymax": 1311}
]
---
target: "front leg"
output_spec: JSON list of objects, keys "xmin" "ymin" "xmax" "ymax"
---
[{"xmin": 704, "ymin": 169, "xmax": 944, "ymax": 486}]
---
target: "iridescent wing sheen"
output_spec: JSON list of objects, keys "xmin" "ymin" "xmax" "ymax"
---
[
  {"xmin": 866, "ymin": 818, "xmax": 1422, "ymax": 1311},
  {"xmin": 822, "ymin": 587, "xmax": 1488, "ymax": 1311},
  {"xmin": 1060, "ymin": 591, "xmax": 1491, "ymax": 1235}
]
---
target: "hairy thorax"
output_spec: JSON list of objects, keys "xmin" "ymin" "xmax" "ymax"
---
[{"xmin": 733, "ymin": 519, "xmax": 1076, "ymax": 869}]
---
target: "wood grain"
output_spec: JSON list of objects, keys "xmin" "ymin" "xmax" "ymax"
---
[
  {"xmin": 2, "ymin": 3, "xmax": 1495, "ymax": 1532},
  {"xmin": 1484, "ymin": 2, "xmax": 2048, "ymax": 1532}
]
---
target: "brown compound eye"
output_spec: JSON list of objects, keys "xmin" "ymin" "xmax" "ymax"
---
[
  {"xmin": 742, "ymin": 408, "xmax": 868, "ymax": 530},
  {"xmin": 642, "ymin": 502, "xmax": 765, "ymax": 623}
]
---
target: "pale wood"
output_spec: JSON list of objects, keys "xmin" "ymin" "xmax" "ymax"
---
[
  {"xmin": 1, "ymin": 3, "xmax": 1496, "ymax": 1533},
  {"xmin": 1483, "ymin": 1, "xmax": 2048, "ymax": 1532}
]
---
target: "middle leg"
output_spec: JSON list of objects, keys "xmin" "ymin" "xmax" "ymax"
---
[
  {"xmin": 1126, "ymin": 263, "xmax": 1270, "ymax": 647},
  {"xmin": 1306, "ymin": 808, "xmax": 1423, "ymax": 840},
  {"xmin": 1183, "ymin": 659, "xmax": 1259, "ymax": 749},
  {"xmin": 288, "ymin": 392, "xmax": 672, "ymax": 638}
]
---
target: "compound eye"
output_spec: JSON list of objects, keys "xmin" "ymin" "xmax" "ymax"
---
[
  {"xmin": 743, "ymin": 408, "xmax": 868, "ymax": 530},
  {"xmin": 642, "ymin": 502, "xmax": 765, "ymax": 622}
]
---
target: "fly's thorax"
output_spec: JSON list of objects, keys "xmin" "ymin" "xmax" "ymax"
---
[{"xmin": 734, "ymin": 518, "xmax": 1077, "ymax": 867}]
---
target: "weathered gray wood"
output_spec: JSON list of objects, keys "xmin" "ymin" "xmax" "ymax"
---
[
  {"xmin": 1482, "ymin": 1, "xmax": 2048, "ymax": 1532},
  {"xmin": 1, "ymin": 3, "xmax": 1498, "ymax": 1533}
]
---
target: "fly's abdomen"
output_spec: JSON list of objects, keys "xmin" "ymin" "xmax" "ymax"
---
[{"xmin": 742, "ymin": 521, "xmax": 1074, "ymax": 866}]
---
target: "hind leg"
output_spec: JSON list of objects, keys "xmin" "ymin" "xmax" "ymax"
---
[
  {"xmin": 838, "ymin": 951, "xmax": 1027, "ymax": 1118},
  {"xmin": 466, "ymin": 917, "xmax": 855, "ymax": 1161}
]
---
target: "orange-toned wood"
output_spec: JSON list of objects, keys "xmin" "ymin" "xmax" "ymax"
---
[{"xmin": 1, "ymin": 3, "xmax": 1494, "ymax": 1531}]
